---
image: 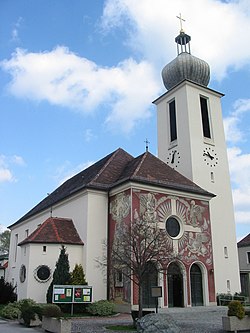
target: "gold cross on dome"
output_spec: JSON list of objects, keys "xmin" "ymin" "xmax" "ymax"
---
[{"xmin": 176, "ymin": 13, "xmax": 185, "ymax": 32}]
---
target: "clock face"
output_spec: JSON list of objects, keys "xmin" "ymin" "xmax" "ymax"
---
[
  {"xmin": 166, "ymin": 150, "xmax": 180, "ymax": 169},
  {"xmin": 203, "ymin": 147, "xmax": 218, "ymax": 167}
]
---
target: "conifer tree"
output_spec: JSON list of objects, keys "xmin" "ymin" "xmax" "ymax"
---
[
  {"xmin": 70, "ymin": 264, "xmax": 88, "ymax": 285},
  {"xmin": 46, "ymin": 245, "xmax": 71, "ymax": 303}
]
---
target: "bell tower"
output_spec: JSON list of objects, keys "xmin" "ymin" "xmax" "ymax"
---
[{"xmin": 154, "ymin": 24, "xmax": 240, "ymax": 294}]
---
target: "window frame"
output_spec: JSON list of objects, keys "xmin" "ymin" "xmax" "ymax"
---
[
  {"xmin": 168, "ymin": 99, "xmax": 177, "ymax": 143},
  {"xmin": 165, "ymin": 215, "xmax": 183, "ymax": 240},
  {"xmin": 247, "ymin": 251, "xmax": 250, "ymax": 264},
  {"xmin": 200, "ymin": 95, "xmax": 213, "ymax": 141}
]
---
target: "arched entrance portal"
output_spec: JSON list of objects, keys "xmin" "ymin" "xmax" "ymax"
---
[
  {"xmin": 190, "ymin": 263, "xmax": 203, "ymax": 306},
  {"xmin": 167, "ymin": 262, "xmax": 184, "ymax": 307},
  {"xmin": 142, "ymin": 262, "xmax": 158, "ymax": 308}
]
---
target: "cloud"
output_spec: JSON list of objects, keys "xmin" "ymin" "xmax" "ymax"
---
[
  {"xmin": 0, "ymin": 225, "xmax": 8, "ymax": 233},
  {"xmin": 0, "ymin": 155, "xmax": 25, "ymax": 183},
  {"xmin": 0, "ymin": 155, "xmax": 14, "ymax": 183},
  {"xmin": 83, "ymin": 129, "xmax": 96, "ymax": 142},
  {"xmin": 53, "ymin": 160, "xmax": 95, "ymax": 186},
  {"xmin": 11, "ymin": 17, "xmax": 23, "ymax": 42},
  {"xmin": 228, "ymin": 147, "xmax": 250, "ymax": 225},
  {"xmin": 2, "ymin": 1, "xmax": 250, "ymax": 133},
  {"xmin": 1, "ymin": 47, "xmax": 160, "ymax": 133},
  {"xmin": 0, "ymin": 168, "xmax": 13, "ymax": 183},
  {"xmin": 101, "ymin": 0, "xmax": 250, "ymax": 80},
  {"xmin": 224, "ymin": 98, "xmax": 250, "ymax": 144},
  {"xmin": 11, "ymin": 155, "xmax": 26, "ymax": 166}
]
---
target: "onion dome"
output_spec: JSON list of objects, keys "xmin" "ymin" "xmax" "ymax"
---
[{"xmin": 162, "ymin": 31, "xmax": 210, "ymax": 90}]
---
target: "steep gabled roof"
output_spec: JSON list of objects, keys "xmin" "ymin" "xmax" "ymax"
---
[
  {"xmin": 237, "ymin": 233, "xmax": 250, "ymax": 248},
  {"xmin": 18, "ymin": 217, "xmax": 83, "ymax": 246},
  {"xmin": 10, "ymin": 148, "xmax": 214, "ymax": 228},
  {"xmin": 13, "ymin": 148, "xmax": 133, "ymax": 225},
  {"xmin": 113, "ymin": 151, "xmax": 211, "ymax": 195}
]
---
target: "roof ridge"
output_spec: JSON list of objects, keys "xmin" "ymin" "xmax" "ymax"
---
[
  {"xmin": 51, "ymin": 218, "xmax": 62, "ymax": 242},
  {"xmin": 18, "ymin": 217, "xmax": 84, "ymax": 246},
  {"xmin": 132, "ymin": 152, "xmax": 148, "ymax": 177},
  {"xmin": 28, "ymin": 217, "xmax": 51, "ymax": 242},
  {"xmin": 89, "ymin": 148, "xmax": 124, "ymax": 185}
]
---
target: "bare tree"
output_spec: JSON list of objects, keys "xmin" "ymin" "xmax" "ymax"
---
[{"xmin": 108, "ymin": 216, "xmax": 172, "ymax": 319}]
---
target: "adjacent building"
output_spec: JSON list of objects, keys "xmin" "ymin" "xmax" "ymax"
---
[{"xmin": 238, "ymin": 234, "xmax": 250, "ymax": 302}]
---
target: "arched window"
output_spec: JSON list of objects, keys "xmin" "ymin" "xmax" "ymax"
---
[{"xmin": 190, "ymin": 263, "xmax": 203, "ymax": 306}]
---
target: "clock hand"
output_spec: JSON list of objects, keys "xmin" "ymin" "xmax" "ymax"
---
[
  {"xmin": 171, "ymin": 150, "xmax": 176, "ymax": 164},
  {"xmin": 203, "ymin": 152, "xmax": 214, "ymax": 160},
  {"xmin": 207, "ymin": 152, "xmax": 214, "ymax": 160}
]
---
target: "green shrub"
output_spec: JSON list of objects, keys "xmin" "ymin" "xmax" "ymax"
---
[
  {"xmin": 70, "ymin": 264, "xmax": 88, "ymax": 285},
  {"xmin": 1, "ymin": 298, "xmax": 38, "ymax": 321},
  {"xmin": 18, "ymin": 298, "xmax": 36, "ymax": 308},
  {"xmin": 19, "ymin": 299, "xmax": 43, "ymax": 326},
  {"xmin": 42, "ymin": 304, "xmax": 62, "ymax": 317},
  {"xmin": 0, "ymin": 278, "xmax": 17, "ymax": 304},
  {"xmin": 228, "ymin": 300, "xmax": 245, "ymax": 319},
  {"xmin": 87, "ymin": 300, "xmax": 115, "ymax": 316},
  {"xmin": 1, "ymin": 302, "xmax": 20, "ymax": 319}
]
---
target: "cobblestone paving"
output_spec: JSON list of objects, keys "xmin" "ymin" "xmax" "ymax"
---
[
  {"xmin": 71, "ymin": 313, "xmax": 132, "ymax": 333},
  {"xmin": 165, "ymin": 307, "xmax": 227, "ymax": 333},
  {"xmin": 1, "ymin": 306, "xmax": 245, "ymax": 333},
  {"xmin": 70, "ymin": 307, "xmax": 230, "ymax": 333}
]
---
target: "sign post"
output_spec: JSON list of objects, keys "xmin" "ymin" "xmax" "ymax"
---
[{"xmin": 151, "ymin": 286, "xmax": 162, "ymax": 313}]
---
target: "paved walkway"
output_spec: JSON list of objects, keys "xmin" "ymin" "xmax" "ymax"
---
[{"xmin": 0, "ymin": 306, "xmax": 243, "ymax": 333}]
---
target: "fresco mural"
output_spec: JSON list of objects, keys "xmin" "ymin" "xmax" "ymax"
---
[{"xmin": 109, "ymin": 188, "xmax": 215, "ymax": 307}]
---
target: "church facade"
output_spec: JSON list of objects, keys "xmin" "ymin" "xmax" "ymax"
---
[
  {"xmin": 6, "ymin": 27, "xmax": 240, "ymax": 307},
  {"xmin": 7, "ymin": 148, "xmax": 216, "ymax": 307}
]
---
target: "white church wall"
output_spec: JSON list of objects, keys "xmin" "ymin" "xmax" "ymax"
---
[
  {"xmin": 24, "ymin": 243, "xmax": 83, "ymax": 303},
  {"xmin": 85, "ymin": 190, "xmax": 108, "ymax": 301},
  {"xmin": 16, "ymin": 244, "xmax": 30, "ymax": 300},
  {"xmin": 48, "ymin": 189, "xmax": 108, "ymax": 301},
  {"xmin": 7, "ymin": 189, "xmax": 108, "ymax": 302},
  {"xmin": 185, "ymin": 83, "xmax": 240, "ymax": 294}
]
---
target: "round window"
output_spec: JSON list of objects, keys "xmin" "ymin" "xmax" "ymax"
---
[
  {"xmin": 20, "ymin": 265, "xmax": 26, "ymax": 283},
  {"xmin": 34, "ymin": 265, "xmax": 51, "ymax": 282},
  {"xmin": 166, "ymin": 217, "xmax": 181, "ymax": 238}
]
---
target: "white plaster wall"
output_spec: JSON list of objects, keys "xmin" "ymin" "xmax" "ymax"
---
[
  {"xmin": 16, "ymin": 244, "xmax": 30, "ymax": 300},
  {"xmin": 156, "ymin": 81, "xmax": 240, "ymax": 294},
  {"xmin": 25, "ymin": 243, "xmax": 83, "ymax": 303},
  {"xmin": 84, "ymin": 190, "xmax": 108, "ymax": 301},
  {"xmin": 7, "ymin": 189, "xmax": 108, "ymax": 302}
]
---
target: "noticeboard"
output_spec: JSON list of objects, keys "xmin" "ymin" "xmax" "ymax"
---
[
  {"xmin": 151, "ymin": 286, "xmax": 162, "ymax": 298},
  {"xmin": 53, "ymin": 285, "xmax": 93, "ymax": 304}
]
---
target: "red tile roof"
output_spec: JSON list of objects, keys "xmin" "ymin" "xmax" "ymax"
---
[
  {"xmin": 238, "ymin": 233, "xmax": 250, "ymax": 247},
  {"xmin": 18, "ymin": 217, "xmax": 84, "ymax": 246},
  {"xmin": 10, "ymin": 148, "xmax": 214, "ymax": 228},
  {"xmin": 113, "ymin": 151, "xmax": 207, "ymax": 193}
]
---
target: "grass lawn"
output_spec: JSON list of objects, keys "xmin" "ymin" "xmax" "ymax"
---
[{"xmin": 105, "ymin": 324, "xmax": 136, "ymax": 331}]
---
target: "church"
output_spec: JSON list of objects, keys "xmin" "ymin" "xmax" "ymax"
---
[{"xmin": 6, "ymin": 25, "xmax": 240, "ymax": 308}]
